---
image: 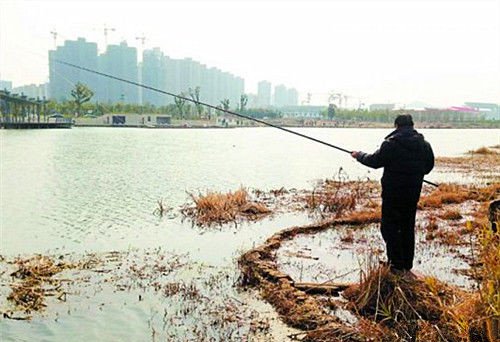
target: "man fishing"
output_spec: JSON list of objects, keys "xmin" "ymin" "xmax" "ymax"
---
[{"xmin": 351, "ymin": 114, "xmax": 434, "ymax": 272}]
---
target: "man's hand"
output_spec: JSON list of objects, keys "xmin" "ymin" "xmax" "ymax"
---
[{"xmin": 351, "ymin": 151, "xmax": 361, "ymax": 159}]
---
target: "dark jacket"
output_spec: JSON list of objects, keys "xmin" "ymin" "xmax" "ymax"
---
[{"xmin": 356, "ymin": 127, "xmax": 434, "ymax": 197}]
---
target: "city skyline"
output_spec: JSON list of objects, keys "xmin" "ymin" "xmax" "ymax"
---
[
  {"xmin": 12, "ymin": 36, "xmax": 299, "ymax": 108},
  {"xmin": 1, "ymin": 0, "xmax": 499, "ymax": 107}
]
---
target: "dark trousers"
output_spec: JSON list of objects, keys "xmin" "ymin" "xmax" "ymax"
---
[{"xmin": 381, "ymin": 190, "xmax": 420, "ymax": 271}]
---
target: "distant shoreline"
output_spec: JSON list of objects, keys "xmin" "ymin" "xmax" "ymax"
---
[{"xmin": 73, "ymin": 122, "xmax": 500, "ymax": 129}]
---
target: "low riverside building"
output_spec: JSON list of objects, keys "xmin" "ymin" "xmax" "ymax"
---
[
  {"xmin": 75, "ymin": 113, "xmax": 171, "ymax": 127},
  {"xmin": 464, "ymin": 102, "xmax": 499, "ymax": 120},
  {"xmin": 281, "ymin": 105, "xmax": 324, "ymax": 119}
]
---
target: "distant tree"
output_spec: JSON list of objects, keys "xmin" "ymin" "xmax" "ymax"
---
[
  {"xmin": 220, "ymin": 98, "xmax": 230, "ymax": 112},
  {"xmin": 71, "ymin": 82, "xmax": 94, "ymax": 117},
  {"xmin": 189, "ymin": 86, "xmax": 204, "ymax": 118},
  {"xmin": 215, "ymin": 105, "xmax": 222, "ymax": 118},
  {"xmin": 174, "ymin": 92, "xmax": 187, "ymax": 119},
  {"xmin": 328, "ymin": 104, "xmax": 336, "ymax": 120},
  {"xmin": 239, "ymin": 94, "xmax": 248, "ymax": 112}
]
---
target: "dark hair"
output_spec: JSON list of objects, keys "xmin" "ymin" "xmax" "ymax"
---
[{"xmin": 394, "ymin": 114, "xmax": 414, "ymax": 127}]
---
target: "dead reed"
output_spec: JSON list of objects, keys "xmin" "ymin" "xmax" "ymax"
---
[
  {"xmin": 303, "ymin": 178, "xmax": 379, "ymax": 218},
  {"xmin": 435, "ymin": 145, "xmax": 500, "ymax": 180},
  {"xmin": 438, "ymin": 209, "xmax": 463, "ymax": 220},
  {"xmin": 419, "ymin": 183, "xmax": 500, "ymax": 209},
  {"xmin": 7, "ymin": 255, "xmax": 76, "ymax": 313},
  {"xmin": 181, "ymin": 187, "xmax": 271, "ymax": 226},
  {"xmin": 468, "ymin": 147, "xmax": 498, "ymax": 155},
  {"xmin": 473, "ymin": 223, "xmax": 500, "ymax": 341}
]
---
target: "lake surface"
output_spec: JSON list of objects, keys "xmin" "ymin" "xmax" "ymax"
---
[{"xmin": 1, "ymin": 127, "xmax": 499, "ymax": 340}]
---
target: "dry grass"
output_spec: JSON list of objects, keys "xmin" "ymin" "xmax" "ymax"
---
[
  {"xmin": 7, "ymin": 255, "xmax": 76, "ymax": 313},
  {"xmin": 235, "ymin": 177, "xmax": 500, "ymax": 341},
  {"xmin": 418, "ymin": 184, "xmax": 470, "ymax": 209},
  {"xmin": 468, "ymin": 147, "xmax": 498, "ymax": 155},
  {"xmin": 303, "ymin": 177, "xmax": 380, "ymax": 219},
  {"xmin": 419, "ymin": 183, "xmax": 500, "ymax": 209},
  {"xmin": 425, "ymin": 230, "xmax": 461, "ymax": 245},
  {"xmin": 181, "ymin": 187, "xmax": 271, "ymax": 226},
  {"xmin": 438, "ymin": 209, "xmax": 463, "ymax": 220},
  {"xmin": 475, "ymin": 224, "xmax": 500, "ymax": 341},
  {"xmin": 424, "ymin": 216, "xmax": 439, "ymax": 232},
  {"xmin": 344, "ymin": 208, "xmax": 381, "ymax": 225},
  {"xmin": 435, "ymin": 146, "xmax": 500, "ymax": 180},
  {"xmin": 343, "ymin": 262, "xmax": 495, "ymax": 341}
]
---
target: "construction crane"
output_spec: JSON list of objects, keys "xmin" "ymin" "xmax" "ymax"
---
[
  {"xmin": 135, "ymin": 35, "xmax": 146, "ymax": 49},
  {"xmin": 50, "ymin": 30, "xmax": 58, "ymax": 48},
  {"xmin": 103, "ymin": 25, "xmax": 116, "ymax": 48},
  {"xmin": 328, "ymin": 92, "xmax": 343, "ymax": 107},
  {"xmin": 135, "ymin": 34, "xmax": 147, "ymax": 105}
]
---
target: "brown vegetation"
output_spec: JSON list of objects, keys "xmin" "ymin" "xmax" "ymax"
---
[
  {"xmin": 181, "ymin": 187, "xmax": 271, "ymax": 226},
  {"xmin": 341, "ymin": 263, "xmax": 493, "ymax": 341},
  {"xmin": 435, "ymin": 145, "xmax": 500, "ymax": 180},
  {"xmin": 303, "ymin": 179, "xmax": 379, "ymax": 219},
  {"xmin": 438, "ymin": 209, "xmax": 463, "ymax": 220},
  {"xmin": 419, "ymin": 183, "xmax": 500, "ymax": 209},
  {"xmin": 238, "ymin": 178, "xmax": 499, "ymax": 341},
  {"xmin": 7, "ymin": 255, "xmax": 76, "ymax": 314},
  {"xmin": 468, "ymin": 147, "xmax": 498, "ymax": 155},
  {"xmin": 475, "ymin": 224, "xmax": 500, "ymax": 341}
]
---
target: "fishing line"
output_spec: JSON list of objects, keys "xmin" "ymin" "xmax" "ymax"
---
[{"xmin": 49, "ymin": 57, "xmax": 438, "ymax": 187}]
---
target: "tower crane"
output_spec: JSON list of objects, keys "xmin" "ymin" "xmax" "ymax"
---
[
  {"xmin": 103, "ymin": 25, "xmax": 116, "ymax": 48},
  {"xmin": 50, "ymin": 30, "xmax": 58, "ymax": 48}
]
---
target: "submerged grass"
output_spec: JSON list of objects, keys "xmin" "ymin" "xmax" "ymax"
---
[{"xmin": 6, "ymin": 255, "xmax": 76, "ymax": 314}]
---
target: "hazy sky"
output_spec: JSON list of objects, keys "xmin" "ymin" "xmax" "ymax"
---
[{"xmin": 0, "ymin": 0, "xmax": 499, "ymax": 106}]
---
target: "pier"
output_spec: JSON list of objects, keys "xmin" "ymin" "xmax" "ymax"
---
[{"xmin": 0, "ymin": 90, "xmax": 72, "ymax": 129}]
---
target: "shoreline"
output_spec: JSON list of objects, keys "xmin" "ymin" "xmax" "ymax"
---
[{"xmin": 72, "ymin": 123, "xmax": 500, "ymax": 129}]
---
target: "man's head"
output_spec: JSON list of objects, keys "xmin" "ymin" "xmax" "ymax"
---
[{"xmin": 394, "ymin": 114, "xmax": 414, "ymax": 129}]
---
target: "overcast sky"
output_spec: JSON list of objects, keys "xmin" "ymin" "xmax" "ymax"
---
[{"xmin": 0, "ymin": 0, "xmax": 499, "ymax": 106}]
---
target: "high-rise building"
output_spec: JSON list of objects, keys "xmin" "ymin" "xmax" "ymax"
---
[
  {"xmin": 165, "ymin": 56, "xmax": 181, "ymax": 103},
  {"xmin": 99, "ymin": 41, "xmax": 138, "ymax": 103},
  {"xmin": 287, "ymin": 88, "xmax": 299, "ymax": 106},
  {"xmin": 12, "ymin": 83, "xmax": 48, "ymax": 99},
  {"xmin": 48, "ymin": 40, "xmax": 245, "ymax": 107},
  {"xmin": 49, "ymin": 37, "xmax": 98, "ymax": 101},
  {"xmin": 247, "ymin": 93, "xmax": 258, "ymax": 108},
  {"xmin": 273, "ymin": 84, "xmax": 288, "ymax": 107},
  {"xmin": 199, "ymin": 64, "xmax": 211, "ymax": 103},
  {"xmin": 142, "ymin": 48, "xmax": 168, "ymax": 106},
  {"xmin": 257, "ymin": 80, "xmax": 271, "ymax": 108}
]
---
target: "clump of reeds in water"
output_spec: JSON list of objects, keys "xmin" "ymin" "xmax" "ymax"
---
[
  {"xmin": 303, "ymin": 177, "xmax": 379, "ymax": 219},
  {"xmin": 468, "ymin": 146, "xmax": 499, "ymax": 155},
  {"xmin": 181, "ymin": 187, "xmax": 271, "ymax": 226}
]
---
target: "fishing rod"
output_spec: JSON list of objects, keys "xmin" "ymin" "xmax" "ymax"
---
[{"xmin": 52, "ymin": 58, "xmax": 439, "ymax": 187}]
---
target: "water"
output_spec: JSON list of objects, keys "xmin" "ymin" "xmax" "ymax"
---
[{"xmin": 0, "ymin": 127, "xmax": 498, "ymax": 340}]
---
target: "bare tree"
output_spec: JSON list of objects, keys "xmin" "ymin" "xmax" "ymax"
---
[
  {"xmin": 174, "ymin": 92, "xmax": 187, "ymax": 119},
  {"xmin": 71, "ymin": 82, "xmax": 94, "ymax": 117},
  {"xmin": 189, "ymin": 86, "xmax": 204, "ymax": 118},
  {"xmin": 220, "ymin": 98, "xmax": 230, "ymax": 111},
  {"xmin": 239, "ymin": 94, "xmax": 248, "ymax": 112}
]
